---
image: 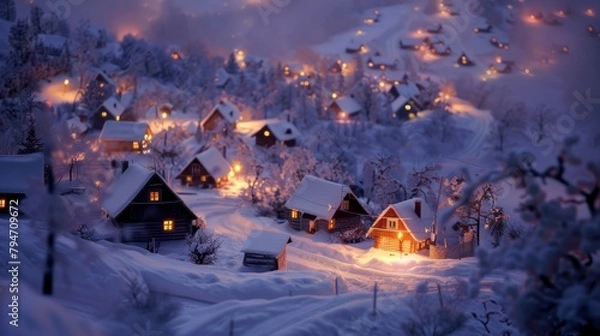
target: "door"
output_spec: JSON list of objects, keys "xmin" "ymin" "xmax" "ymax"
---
[
  {"xmin": 308, "ymin": 220, "xmax": 316, "ymax": 234},
  {"xmin": 379, "ymin": 236, "xmax": 400, "ymax": 252},
  {"xmin": 401, "ymin": 239, "xmax": 412, "ymax": 253}
]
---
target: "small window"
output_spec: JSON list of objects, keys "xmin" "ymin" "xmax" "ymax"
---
[
  {"xmin": 341, "ymin": 200, "xmax": 349, "ymax": 210},
  {"xmin": 290, "ymin": 209, "xmax": 299, "ymax": 219},
  {"xmin": 149, "ymin": 190, "xmax": 160, "ymax": 202},
  {"xmin": 186, "ymin": 176, "xmax": 192, "ymax": 182},
  {"xmin": 0, "ymin": 199, "xmax": 5, "ymax": 209},
  {"xmin": 201, "ymin": 175, "xmax": 207, "ymax": 182},
  {"xmin": 101, "ymin": 111, "xmax": 108, "ymax": 117},
  {"xmin": 163, "ymin": 220, "xmax": 174, "ymax": 231},
  {"xmin": 115, "ymin": 116, "xmax": 120, "ymax": 121},
  {"xmin": 387, "ymin": 218, "xmax": 397, "ymax": 229},
  {"xmin": 264, "ymin": 130, "xmax": 270, "ymax": 137},
  {"xmin": 328, "ymin": 219, "xmax": 335, "ymax": 230},
  {"xmin": 133, "ymin": 142, "xmax": 139, "ymax": 149}
]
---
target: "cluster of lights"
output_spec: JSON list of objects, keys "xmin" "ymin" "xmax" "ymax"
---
[
  {"xmin": 490, "ymin": 37, "xmax": 509, "ymax": 50},
  {"xmin": 299, "ymin": 80, "xmax": 310, "ymax": 87}
]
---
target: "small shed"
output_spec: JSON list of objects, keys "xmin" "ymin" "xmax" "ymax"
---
[{"xmin": 241, "ymin": 230, "xmax": 292, "ymax": 271}]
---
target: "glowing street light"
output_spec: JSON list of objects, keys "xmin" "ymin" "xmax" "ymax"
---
[
  {"xmin": 63, "ymin": 79, "xmax": 69, "ymax": 95},
  {"xmin": 233, "ymin": 163, "xmax": 242, "ymax": 173},
  {"xmin": 331, "ymin": 92, "xmax": 338, "ymax": 99}
]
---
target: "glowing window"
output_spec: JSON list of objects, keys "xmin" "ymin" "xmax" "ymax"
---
[
  {"xmin": 99, "ymin": 82, "xmax": 105, "ymax": 88},
  {"xmin": 115, "ymin": 116, "xmax": 120, "ymax": 121},
  {"xmin": 133, "ymin": 142, "xmax": 139, "ymax": 149},
  {"xmin": 405, "ymin": 104, "xmax": 412, "ymax": 111},
  {"xmin": 264, "ymin": 130, "xmax": 271, "ymax": 137},
  {"xmin": 101, "ymin": 111, "xmax": 108, "ymax": 117},
  {"xmin": 290, "ymin": 209, "xmax": 299, "ymax": 219},
  {"xmin": 0, "ymin": 199, "xmax": 5, "ymax": 209},
  {"xmin": 387, "ymin": 218, "xmax": 398, "ymax": 229},
  {"xmin": 163, "ymin": 220, "xmax": 174, "ymax": 231},
  {"xmin": 328, "ymin": 219, "xmax": 336, "ymax": 230},
  {"xmin": 201, "ymin": 176, "xmax": 207, "ymax": 182},
  {"xmin": 341, "ymin": 200, "xmax": 349, "ymax": 210},
  {"xmin": 186, "ymin": 176, "xmax": 192, "ymax": 182},
  {"xmin": 149, "ymin": 190, "xmax": 160, "ymax": 202}
]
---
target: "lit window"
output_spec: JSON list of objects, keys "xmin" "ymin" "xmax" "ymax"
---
[
  {"xmin": 0, "ymin": 199, "xmax": 5, "ymax": 209},
  {"xmin": 149, "ymin": 190, "xmax": 160, "ymax": 202},
  {"xmin": 186, "ymin": 176, "xmax": 192, "ymax": 182},
  {"xmin": 115, "ymin": 116, "xmax": 120, "ymax": 121},
  {"xmin": 161, "ymin": 112, "xmax": 168, "ymax": 119},
  {"xmin": 133, "ymin": 142, "xmax": 139, "ymax": 149},
  {"xmin": 409, "ymin": 113, "xmax": 416, "ymax": 119},
  {"xmin": 387, "ymin": 218, "xmax": 397, "ymax": 229},
  {"xmin": 264, "ymin": 130, "xmax": 271, "ymax": 137},
  {"xmin": 328, "ymin": 219, "xmax": 336, "ymax": 230},
  {"xmin": 201, "ymin": 176, "xmax": 207, "ymax": 182},
  {"xmin": 341, "ymin": 200, "xmax": 349, "ymax": 210},
  {"xmin": 290, "ymin": 209, "xmax": 299, "ymax": 219},
  {"xmin": 101, "ymin": 111, "xmax": 108, "ymax": 117},
  {"xmin": 99, "ymin": 82, "xmax": 105, "ymax": 88},
  {"xmin": 405, "ymin": 104, "xmax": 412, "ymax": 111},
  {"xmin": 163, "ymin": 220, "xmax": 174, "ymax": 231}
]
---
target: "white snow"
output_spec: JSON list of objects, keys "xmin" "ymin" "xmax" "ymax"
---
[
  {"xmin": 66, "ymin": 117, "xmax": 89, "ymax": 135},
  {"xmin": 240, "ymin": 230, "xmax": 291, "ymax": 257},
  {"xmin": 99, "ymin": 121, "xmax": 150, "ymax": 142},
  {"xmin": 331, "ymin": 96, "xmax": 363, "ymax": 116},
  {"xmin": 0, "ymin": 153, "xmax": 45, "ymax": 194}
]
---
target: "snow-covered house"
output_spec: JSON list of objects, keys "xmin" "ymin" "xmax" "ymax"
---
[
  {"xmin": 66, "ymin": 117, "xmax": 90, "ymax": 139},
  {"xmin": 36, "ymin": 34, "xmax": 71, "ymax": 57},
  {"xmin": 398, "ymin": 38, "xmax": 423, "ymax": 51},
  {"xmin": 214, "ymin": 68, "xmax": 233, "ymax": 89},
  {"xmin": 88, "ymin": 71, "xmax": 116, "ymax": 92},
  {"xmin": 147, "ymin": 103, "xmax": 174, "ymax": 119},
  {"xmin": 391, "ymin": 95, "xmax": 423, "ymax": 120},
  {"xmin": 285, "ymin": 175, "xmax": 369, "ymax": 233},
  {"xmin": 345, "ymin": 41, "xmax": 368, "ymax": 54},
  {"xmin": 328, "ymin": 96, "xmax": 363, "ymax": 120},
  {"xmin": 366, "ymin": 55, "xmax": 399, "ymax": 71},
  {"xmin": 99, "ymin": 121, "xmax": 152, "ymax": 153},
  {"xmin": 176, "ymin": 147, "xmax": 232, "ymax": 188},
  {"xmin": 0, "ymin": 153, "xmax": 45, "ymax": 215},
  {"xmin": 102, "ymin": 163, "xmax": 198, "ymax": 242},
  {"xmin": 366, "ymin": 198, "xmax": 433, "ymax": 254},
  {"xmin": 457, "ymin": 52, "xmax": 476, "ymax": 66},
  {"xmin": 389, "ymin": 82, "xmax": 421, "ymax": 101},
  {"xmin": 238, "ymin": 119, "xmax": 300, "ymax": 148},
  {"xmin": 200, "ymin": 100, "xmax": 241, "ymax": 133},
  {"xmin": 91, "ymin": 96, "xmax": 127, "ymax": 130},
  {"xmin": 241, "ymin": 230, "xmax": 292, "ymax": 271},
  {"xmin": 283, "ymin": 63, "xmax": 305, "ymax": 78}
]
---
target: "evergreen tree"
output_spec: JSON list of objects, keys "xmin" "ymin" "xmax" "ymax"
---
[
  {"xmin": 9, "ymin": 19, "xmax": 34, "ymax": 67},
  {"xmin": 0, "ymin": 0, "xmax": 16, "ymax": 22},
  {"xmin": 18, "ymin": 115, "xmax": 44, "ymax": 154},
  {"xmin": 30, "ymin": 5, "xmax": 44, "ymax": 35},
  {"xmin": 225, "ymin": 52, "xmax": 239, "ymax": 74}
]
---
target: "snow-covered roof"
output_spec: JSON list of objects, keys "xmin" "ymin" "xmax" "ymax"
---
[
  {"xmin": 346, "ymin": 40, "xmax": 366, "ymax": 50},
  {"xmin": 240, "ymin": 230, "xmax": 291, "ymax": 257},
  {"xmin": 367, "ymin": 198, "xmax": 434, "ymax": 241},
  {"xmin": 368, "ymin": 55, "xmax": 397, "ymax": 66},
  {"xmin": 99, "ymin": 121, "xmax": 150, "ymax": 142},
  {"xmin": 66, "ymin": 117, "xmax": 89, "ymax": 134},
  {"xmin": 214, "ymin": 68, "xmax": 232, "ymax": 87},
  {"xmin": 285, "ymin": 175, "xmax": 355, "ymax": 220},
  {"xmin": 37, "ymin": 34, "xmax": 68, "ymax": 50},
  {"xmin": 391, "ymin": 96, "xmax": 410, "ymax": 112},
  {"xmin": 177, "ymin": 147, "xmax": 231, "ymax": 180},
  {"xmin": 240, "ymin": 119, "xmax": 301, "ymax": 141},
  {"xmin": 94, "ymin": 71, "xmax": 116, "ymax": 87},
  {"xmin": 0, "ymin": 153, "xmax": 45, "ymax": 194},
  {"xmin": 99, "ymin": 62, "xmax": 121, "ymax": 76},
  {"xmin": 99, "ymin": 96, "xmax": 126, "ymax": 117},
  {"xmin": 201, "ymin": 100, "xmax": 240, "ymax": 128},
  {"xmin": 332, "ymin": 96, "xmax": 362, "ymax": 115},
  {"xmin": 102, "ymin": 164, "xmax": 153, "ymax": 218},
  {"xmin": 391, "ymin": 82, "xmax": 420, "ymax": 99}
]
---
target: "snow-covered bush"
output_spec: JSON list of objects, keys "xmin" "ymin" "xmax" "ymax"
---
[
  {"xmin": 186, "ymin": 229, "xmax": 222, "ymax": 265},
  {"xmin": 75, "ymin": 224, "xmax": 98, "ymax": 242},
  {"xmin": 335, "ymin": 226, "xmax": 368, "ymax": 244},
  {"xmin": 451, "ymin": 138, "xmax": 600, "ymax": 335}
]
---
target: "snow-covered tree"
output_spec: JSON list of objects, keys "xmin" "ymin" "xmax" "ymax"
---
[
  {"xmin": 225, "ymin": 52, "xmax": 239, "ymax": 74},
  {"xmin": 0, "ymin": 0, "xmax": 16, "ymax": 21},
  {"xmin": 489, "ymin": 102, "xmax": 526, "ymax": 152},
  {"xmin": 8, "ymin": 19, "xmax": 34, "ymax": 67},
  {"xmin": 18, "ymin": 115, "xmax": 44, "ymax": 154},
  {"xmin": 186, "ymin": 228, "xmax": 222, "ymax": 265},
  {"xmin": 363, "ymin": 154, "xmax": 405, "ymax": 209},
  {"xmin": 30, "ymin": 5, "xmax": 44, "ymax": 35}
]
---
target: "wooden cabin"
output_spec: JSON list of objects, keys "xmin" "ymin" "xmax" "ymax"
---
[
  {"xmin": 241, "ymin": 230, "xmax": 292, "ymax": 271},
  {"xmin": 200, "ymin": 100, "xmax": 241, "ymax": 133},
  {"xmin": 102, "ymin": 164, "xmax": 198, "ymax": 242},
  {"xmin": 391, "ymin": 95, "xmax": 423, "ymax": 120},
  {"xmin": 366, "ymin": 198, "xmax": 433, "ymax": 254},
  {"xmin": 66, "ymin": 116, "xmax": 90, "ymax": 139},
  {"xmin": 176, "ymin": 147, "xmax": 232, "ymax": 188},
  {"xmin": 88, "ymin": 71, "xmax": 116, "ymax": 92},
  {"xmin": 91, "ymin": 96, "xmax": 126, "ymax": 130},
  {"xmin": 490, "ymin": 37, "xmax": 509, "ymax": 50},
  {"xmin": 346, "ymin": 41, "xmax": 368, "ymax": 54},
  {"xmin": 426, "ymin": 24, "xmax": 443, "ymax": 34},
  {"xmin": 389, "ymin": 82, "xmax": 422, "ymax": 101},
  {"xmin": 250, "ymin": 120, "xmax": 300, "ymax": 148},
  {"xmin": 457, "ymin": 53, "xmax": 476, "ymax": 66},
  {"xmin": 99, "ymin": 121, "xmax": 153, "ymax": 153},
  {"xmin": 429, "ymin": 43, "xmax": 451, "ymax": 56},
  {"xmin": 285, "ymin": 175, "xmax": 369, "ymax": 234},
  {"xmin": 366, "ymin": 55, "xmax": 399, "ymax": 71},
  {"xmin": 0, "ymin": 154, "xmax": 45, "ymax": 215},
  {"xmin": 399, "ymin": 38, "xmax": 423, "ymax": 51},
  {"xmin": 473, "ymin": 24, "xmax": 492, "ymax": 33},
  {"xmin": 328, "ymin": 96, "xmax": 363, "ymax": 120}
]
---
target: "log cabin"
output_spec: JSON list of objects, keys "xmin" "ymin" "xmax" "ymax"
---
[
  {"xmin": 328, "ymin": 96, "xmax": 363, "ymax": 120},
  {"xmin": 366, "ymin": 55, "xmax": 399, "ymax": 71},
  {"xmin": 91, "ymin": 96, "xmax": 127, "ymax": 130},
  {"xmin": 285, "ymin": 175, "xmax": 369, "ymax": 234},
  {"xmin": 102, "ymin": 164, "xmax": 198, "ymax": 242},
  {"xmin": 176, "ymin": 147, "xmax": 232, "ymax": 188},
  {"xmin": 99, "ymin": 120, "xmax": 153, "ymax": 153},
  {"xmin": 249, "ymin": 120, "xmax": 300, "ymax": 148},
  {"xmin": 200, "ymin": 100, "xmax": 241, "ymax": 133},
  {"xmin": 0, "ymin": 154, "xmax": 45, "ymax": 215},
  {"xmin": 241, "ymin": 230, "xmax": 292, "ymax": 271},
  {"xmin": 391, "ymin": 95, "xmax": 424, "ymax": 120},
  {"xmin": 366, "ymin": 198, "xmax": 434, "ymax": 253}
]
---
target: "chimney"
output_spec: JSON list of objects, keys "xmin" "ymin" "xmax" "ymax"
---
[
  {"xmin": 121, "ymin": 161, "xmax": 129, "ymax": 174},
  {"xmin": 414, "ymin": 200, "xmax": 422, "ymax": 218}
]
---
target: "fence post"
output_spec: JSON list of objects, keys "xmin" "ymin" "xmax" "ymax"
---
[
  {"xmin": 372, "ymin": 282, "xmax": 378, "ymax": 315},
  {"xmin": 229, "ymin": 319, "xmax": 234, "ymax": 336},
  {"xmin": 335, "ymin": 277, "xmax": 339, "ymax": 295}
]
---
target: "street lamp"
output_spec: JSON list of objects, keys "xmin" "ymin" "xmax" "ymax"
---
[{"xmin": 63, "ymin": 79, "xmax": 69, "ymax": 95}]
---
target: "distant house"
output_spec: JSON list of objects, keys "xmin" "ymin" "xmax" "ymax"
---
[
  {"xmin": 241, "ymin": 230, "xmax": 292, "ymax": 271},
  {"xmin": 147, "ymin": 103, "xmax": 174, "ymax": 119},
  {"xmin": 389, "ymin": 82, "xmax": 421, "ymax": 101},
  {"xmin": 283, "ymin": 63, "xmax": 305, "ymax": 77},
  {"xmin": 392, "ymin": 95, "xmax": 423, "ymax": 120},
  {"xmin": 91, "ymin": 96, "xmax": 127, "ymax": 130},
  {"xmin": 99, "ymin": 121, "xmax": 153, "ymax": 153},
  {"xmin": 66, "ymin": 116, "xmax": 90, "ymax": 139},
  {"xmin": 214, "ymin": 68, "xmax": 233, "ymax": 89},
  {"xmin": 88, "ymin": 71, "xmax": 117, "ymax": 91},
  {"xmin": 346, "ymin": 41, "xmax": 368, "ymax": 54},
  {"xmin": 247, "ymin": 119, "xmax": 300, "ymax": 148},
  {"xmin": 285, "ymin": 175, "xmax": 369, "ymax": 233},
  {"xmin": 102, "ymin": 164, "xmax": 198, "ymax": 242},
  {"xmin": 176, "ymin": 147, "xmax": 232, "ymax": 188},
  {"xmin": 399, "ymin": 38, "xmax": 423, "ymax": 51},
  {"xmin": 366, "ymin": 55, "xmax": 399, "ymax": 71},
  {"xmin": 328, "ymin": 96, "xmax": 363, "ymax": 120},
  {"xmin": 366, "ymin": 198, "xmax": 433, "ymax": 253},
  {"xmin": 200, "ymin": 100, "xmax": 241, "ymax": 133},
  {"xmin": 36, "ymin": 34, "xmax": 71, "ymax": 57},
  {"xmin": 457, "ymin": 52, "xmax": 476, "ymax": 66},
  {"xmin": 0, "ymin": 154, "xmax": 45, "ymax": 215}
]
